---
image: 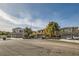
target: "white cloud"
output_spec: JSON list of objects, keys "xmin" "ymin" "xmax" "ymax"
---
[
  {"xmin": 19, "ymin": 18, "xmax": 48, "ymax": 31},
  {"xmin": 0, "ymin": 9, "xmax": 19, "ymax": 24},
  {"xmin": 0, "ymin": 9, "xmax": 19, "ymax": 32},
  {"xmin": 0, "ymin": 17, "xmax": 15, "ymax": 32},
  {"xmin": 0, "ymin": 9, "xmax": 48, "ymax": 32}
]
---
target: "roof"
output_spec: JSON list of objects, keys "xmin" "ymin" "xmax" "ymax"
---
[
  {"xmin": 13, "ymin": 27, "xmax": 23, "ymax": 30},
  {"xmin": 60, "ymin": 27, "xmax": 79, "ymax": 30}
]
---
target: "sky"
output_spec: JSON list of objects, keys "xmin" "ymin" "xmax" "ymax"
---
[{"xmin": 0, "ymin": 3, "xmax": 79, "ymax": 32}]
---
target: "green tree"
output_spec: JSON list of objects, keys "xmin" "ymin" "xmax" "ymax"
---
[
  {"xmin": 45, "ymin": 21, "xmax": 60, "ymax": 38},
  {"xmin": 24, "ymin": 27, "xmax": 32, "ymax": 39}
]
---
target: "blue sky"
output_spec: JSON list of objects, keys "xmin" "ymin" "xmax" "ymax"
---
[{"xmin": 0, "ymin": 3, "xmax": 79, "ymax": 31}]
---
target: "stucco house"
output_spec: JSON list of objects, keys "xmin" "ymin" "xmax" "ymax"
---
[{"xmin": 12, "ymin": 28, "xmax": 24, "ymax": 38}]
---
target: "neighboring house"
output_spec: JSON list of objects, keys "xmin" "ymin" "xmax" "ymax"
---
[
  {"xmin": 60, "ymin": 27, "xmax": 79, "ymax": 39},
  {"xmin": 11, "ymin": 27, "xmax": 79, "ymax": 39},
  {"xmin": 31, "ymin": 29, "xmax": 45, "ymax": 39},
  {"xmin": 12, "ymin": 28, "xmax": 24, "ymax": 38},
  {"xmin": 36, "ymin": 29, "xmax": 45, "ymax": 38}
]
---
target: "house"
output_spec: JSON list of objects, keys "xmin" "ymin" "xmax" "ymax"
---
[
  {"xmin": 60, "ymin": 27, "xmax": 79, "ymax": 39},
  {"xmin": 31, "ymin": 29, "xmax": 45, "ymax": 39},
  {"xmin": 12, "ymin": 28, "xmax": 24, "ymax": 38}
]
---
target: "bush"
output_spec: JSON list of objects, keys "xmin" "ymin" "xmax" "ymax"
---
[{"xmin": 3, "ymin": 37, "xmax": 6, "ymax": 40}]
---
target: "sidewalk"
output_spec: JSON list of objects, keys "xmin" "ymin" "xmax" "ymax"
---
[{"xmin": 60, "ymin": 39, "xmax": 79, "ymax": 43}]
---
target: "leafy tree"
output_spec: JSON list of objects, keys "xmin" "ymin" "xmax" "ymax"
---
[
  {"xmin": 44, "ymin": 21, "xmax": 60, "ymax": 38},
  {"xmin": 0, "ymin": 31, "xmax": 10, "ymax": 35},
  {"xmin": 24, "ymin": 27, "xmax": 32, "ymax": 39}
]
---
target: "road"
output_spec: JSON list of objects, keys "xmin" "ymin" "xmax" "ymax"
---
[{"xmin": 0, "ymin": 39, "xmax": 79, "ymax": 56}]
